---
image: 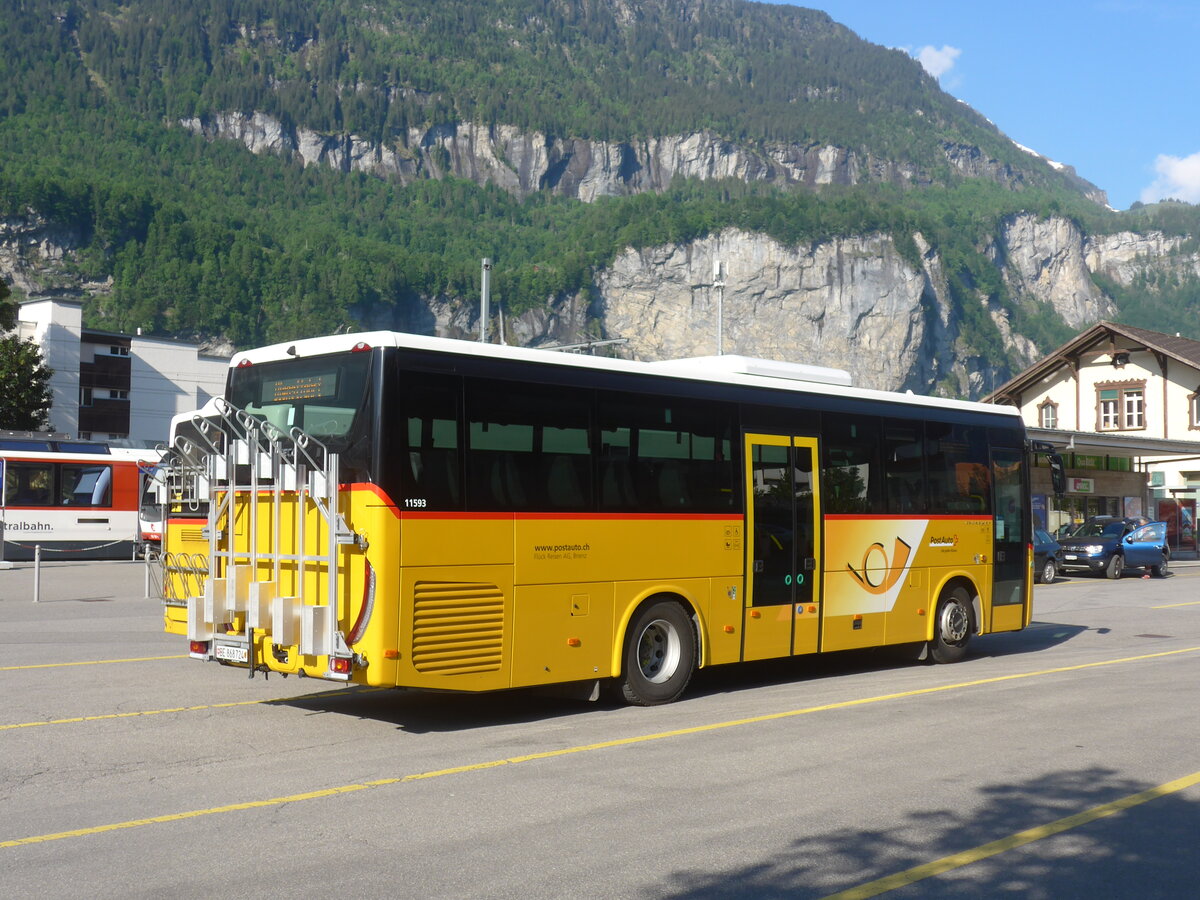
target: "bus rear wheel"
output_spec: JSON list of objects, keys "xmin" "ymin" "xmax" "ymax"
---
[
  {"xmin": 618, "ymin": 600, "xmax": 696, "ymax": 706},
  {"xmin": 929, "ymin": 586, "xmax": 973, "ymax": 664}
]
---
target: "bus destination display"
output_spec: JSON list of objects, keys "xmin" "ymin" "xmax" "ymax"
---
[{"xmin": 265, "ymin": 372, "xmax": 337, "ymax": 403}]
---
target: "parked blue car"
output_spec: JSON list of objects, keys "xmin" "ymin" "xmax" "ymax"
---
[
  {"xmin": 1057, "ymin": 516, "xmax": 1170, "ymax": 579},
  {"xmin": 1033, "ymin": 528, "xmax": 1063, "ymax": 583}
]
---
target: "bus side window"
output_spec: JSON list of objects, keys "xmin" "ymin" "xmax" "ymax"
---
[
  {"xmin": 399, "ymin": 372, "xmax": 462, "ymax": 510},
  {"xmin": 465, "ymin": 378, "xmax": 592, "ymax": 512},
  {"xmin": 883, "ymin": 418, "xmax": 926, "ymax": 514},
  {"xmin": 925, "ymin": 421, "xmax": 991, "ymax": 515},
  {"xmin": 822, "ymin": 416, "xmax": 883, "ymax": 515},
  {"xmin": 598, "ymin": 393, "xmax": 736, "ymax": 514}
]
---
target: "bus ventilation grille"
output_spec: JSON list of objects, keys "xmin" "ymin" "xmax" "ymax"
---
[{"xmin": 411, "ymin": 582, "xmax": 505, "ymax": 675}]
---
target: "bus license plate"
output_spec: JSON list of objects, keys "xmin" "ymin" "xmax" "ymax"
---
[{"xmin": 214, "ymin": 641, "xmax": 248, "ymax": 663}]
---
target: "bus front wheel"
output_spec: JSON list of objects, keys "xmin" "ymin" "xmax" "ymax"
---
[
  {"xmin": 929, "ymin": 586, "xmax": 973, "ymax": 664},
  {"xmin": 618, "ymin": 600, "xmax": 696, "ymax": 706}
]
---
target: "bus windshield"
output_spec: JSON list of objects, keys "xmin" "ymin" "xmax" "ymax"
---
[{"xmin": 227, "ymin": 351, "xmax": 372, "ymax": 442}]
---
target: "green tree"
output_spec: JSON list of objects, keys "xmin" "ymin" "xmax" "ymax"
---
[
  {"xmin": 0, "ymin": 278, "xmax": 15, "ymax": 331},
  {"xmin": 0, "ymin": 335, "xmax": 54, "ymax": 430}
]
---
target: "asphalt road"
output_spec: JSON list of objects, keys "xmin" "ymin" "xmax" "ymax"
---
[{"xmin": 2, "ymin": 559, "xmax": 1199, "ymax": 899}]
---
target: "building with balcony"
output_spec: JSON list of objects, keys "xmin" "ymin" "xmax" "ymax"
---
[{"xmin": 10, "ymin": 297, "xmax": 230, "ymax": 446}]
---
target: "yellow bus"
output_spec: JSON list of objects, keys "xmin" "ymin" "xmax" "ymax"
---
[{"xmin": 161, "ymin": 332, "xmax": 1034, "ymax": 704}]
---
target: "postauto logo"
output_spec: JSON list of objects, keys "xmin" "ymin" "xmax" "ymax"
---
[{"xmin": 847, "ymin": 537, "xmax": 912, "ymax": 594}]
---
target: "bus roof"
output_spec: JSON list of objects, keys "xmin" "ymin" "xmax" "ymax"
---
[{"xmin": 229, "ymin": 331, "xmax": 1021, "ymax": 421}]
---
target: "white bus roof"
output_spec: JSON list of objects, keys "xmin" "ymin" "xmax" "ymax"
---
[{"xmin": 229, "ymin": 331, "xmax": 1019, "ymax": 420}]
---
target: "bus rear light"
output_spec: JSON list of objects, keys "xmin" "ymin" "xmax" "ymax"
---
[
  {"xmin": 330, "ymin": 656, "xmax": 353, "ymax": 675},
  {"xmin": 236, "ymin": 358, "xmax": 253, "ymax": 367},
  {"xmin": 189, "ymin": 640, "xmax": 210, "ymax": 656},
  {"xmin": 351, "ymin": 341, "xmax": 372, "ymax": 353}
]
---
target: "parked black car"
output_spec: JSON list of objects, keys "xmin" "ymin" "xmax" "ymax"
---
[
  {"xmin": 1057, "ymin": 516, "xmax": 1169, "ymax": 579},
  {"xmin": 1033, "ymin": 528, "xmax": 1063, "ymax": 583}
]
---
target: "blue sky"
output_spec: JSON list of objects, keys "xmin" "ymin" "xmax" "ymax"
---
[{"xmin": 766, "ymin": 1, "xmax": 1199, "ymax": 210}]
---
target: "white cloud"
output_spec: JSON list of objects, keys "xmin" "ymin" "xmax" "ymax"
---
[
  {"xmin": 914, "ymin": 45, "xmax": 961, "ymax": 80},
  {"xmin": 1140, "ymin": 152, "xmax": 1200, "ymax": 204}
]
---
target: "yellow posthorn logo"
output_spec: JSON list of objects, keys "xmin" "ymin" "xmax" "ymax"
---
[{"xmin": 847, "ymin": 537, "xmax": 912, "ymax": 594}]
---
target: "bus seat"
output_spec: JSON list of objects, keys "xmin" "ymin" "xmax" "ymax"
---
[
  {"xmin": 656, "ymin": 461, "xmax": 688, "ymax": 507},
  {"xmin": 487, "ymin": 454, "xmax": 527, "ymax": 508},
  {"xmin": 547, "ymin": 455, "xmax": 585, "ymax": 508},
  {"xmin": 601, "ymin": 460, "xmax": 635, "ymax": 509}
]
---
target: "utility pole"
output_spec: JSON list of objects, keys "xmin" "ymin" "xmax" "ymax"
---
[
  {"xmin": 480, "ymin": 258, "xmax": 492, "ymax": 343},
  {"xmin": 713, "ymin": 259, "xmax": 725, "ymax": 356}
]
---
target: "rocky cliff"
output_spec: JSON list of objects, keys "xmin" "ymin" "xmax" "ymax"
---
[
  {"xmin": 181, "ymin": 113, "xmax": 1070, "ymax": 201},
  {"xmin": 372, "ymin": 219, "xmax": 1198, "ymax": 397},
  {"xmin": 3, "ymin": 211, "xmax": 1196, "ymax": 398}
]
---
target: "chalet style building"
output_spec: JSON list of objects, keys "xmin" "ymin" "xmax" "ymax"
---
[{"xmin": 987, "ymin": 321, "xmax": 1199, "ymax": 556}]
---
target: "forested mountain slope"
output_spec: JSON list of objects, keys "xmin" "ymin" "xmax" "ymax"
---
[{"xmin": 1, "ymin": 0, "xmax": 1198, "ymax": 396}]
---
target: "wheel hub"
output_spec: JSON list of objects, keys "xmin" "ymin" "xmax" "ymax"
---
[
  {"xmin": 940, "ymin": 602, "xmax": 969, "ymax": 643},
  {"xmin": 637, "ymin": 619, "xmax": 681, "ymax": 684}
]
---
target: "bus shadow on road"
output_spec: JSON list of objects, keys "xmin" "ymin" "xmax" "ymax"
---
[
  {"xmin": 654, "ymin": 765, "xmax": 1200, "ymax": 898},
  {"xmin": 276, "ymin": 684, "xmax": 604, "ymax": 733},
  {"xmin": 273, "ymin": 623, "xmax": 1094, "ymax": 732},
  {"xmin": 972, "ymin": 620, "xmax": 1092, "ymax": 658}
]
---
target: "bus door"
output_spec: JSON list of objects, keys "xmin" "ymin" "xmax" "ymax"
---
[
  {"xmin": 991, "ymin": 446, "xmax": 1028, "ymax": 631},
  {"xmin": 743, "ymin": 434, "xmax": 822, "ymax": 661}
]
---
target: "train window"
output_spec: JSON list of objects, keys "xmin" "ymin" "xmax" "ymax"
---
[
  {"xmin": 59, "ymin": 464, "xmax": 113, "ymax": 507},
  {"xmin": 4, "ymin": 463, "xmax": 54, "ymax": 507}
]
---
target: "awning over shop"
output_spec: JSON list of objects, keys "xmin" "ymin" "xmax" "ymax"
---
[{"xmin": 1027, "ymin": 427, "xmax": 1200, "ymax": 461}]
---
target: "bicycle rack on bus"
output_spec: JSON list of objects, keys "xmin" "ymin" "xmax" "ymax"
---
[{"xmin": 161, "ymin": 398, "xmax": 364, "ymax": 678}]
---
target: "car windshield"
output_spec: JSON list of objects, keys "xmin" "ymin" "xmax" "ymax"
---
[{"xmin": 1071, "ymin": 521, "xmax": 1125, "ymax": 537}]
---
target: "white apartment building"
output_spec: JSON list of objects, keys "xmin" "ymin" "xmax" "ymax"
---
[{"xmin": 11, "ymin": 297, "xmax": 230, "ymax": 446}]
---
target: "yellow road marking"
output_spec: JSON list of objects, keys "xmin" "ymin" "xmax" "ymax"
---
[
  {"xmin": 0, "ymin": 655, "xmax": 186, "ymax": 671},
  {"xmin": 821, "ymin": 769, "xmax": 1200, "ymax": 899},
  {"xmin": 1152, "ymin": 600, "xmax": 1200, "ymax": 608},
  {"xmin": 2, "ymin": 645, "xmax": 1198, "ymax": 849},
  {"xmin": 1, "ymin": 699, "xmax": 276, "ymax": 730},
  {"xmin": 0, "ymin": 687, "xmax": 377, "ymax": 731}
]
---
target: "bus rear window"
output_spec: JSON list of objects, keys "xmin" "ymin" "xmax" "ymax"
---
[{"xmin": 228, "ymin": 352, "xmax": 371, "ymax": 439}]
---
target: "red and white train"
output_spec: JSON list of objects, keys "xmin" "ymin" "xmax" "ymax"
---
[{"xmin": 0, "ymin": 431, "xmax": 162, "ymax": 561}]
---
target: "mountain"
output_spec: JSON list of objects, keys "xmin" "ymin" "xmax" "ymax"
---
[{"xmin": 2, "ymin": 0, "xmax": 1199, "ymax": 398}]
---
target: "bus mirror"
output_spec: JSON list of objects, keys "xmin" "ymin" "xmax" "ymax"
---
[{"xmin": 1048, "ymin": 453, "xmax": 1066, "ymax": 496}]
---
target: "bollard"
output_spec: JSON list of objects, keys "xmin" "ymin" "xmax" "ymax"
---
[
  {"xmin": 144, "ymin": 546, "xmax": 152, "ymax": 599},
  {"xmin": 33, "ymin": 544, "xmax": 41, "ymax": 603}
]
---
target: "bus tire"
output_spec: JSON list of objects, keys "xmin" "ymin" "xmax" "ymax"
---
[
  {"xmin": 929, "ymin": 585, "xmax": 973, "ymax": 664},
  {"xmin": 618, "ymin": 599, "xmax": 696, "ymax": 706}
]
